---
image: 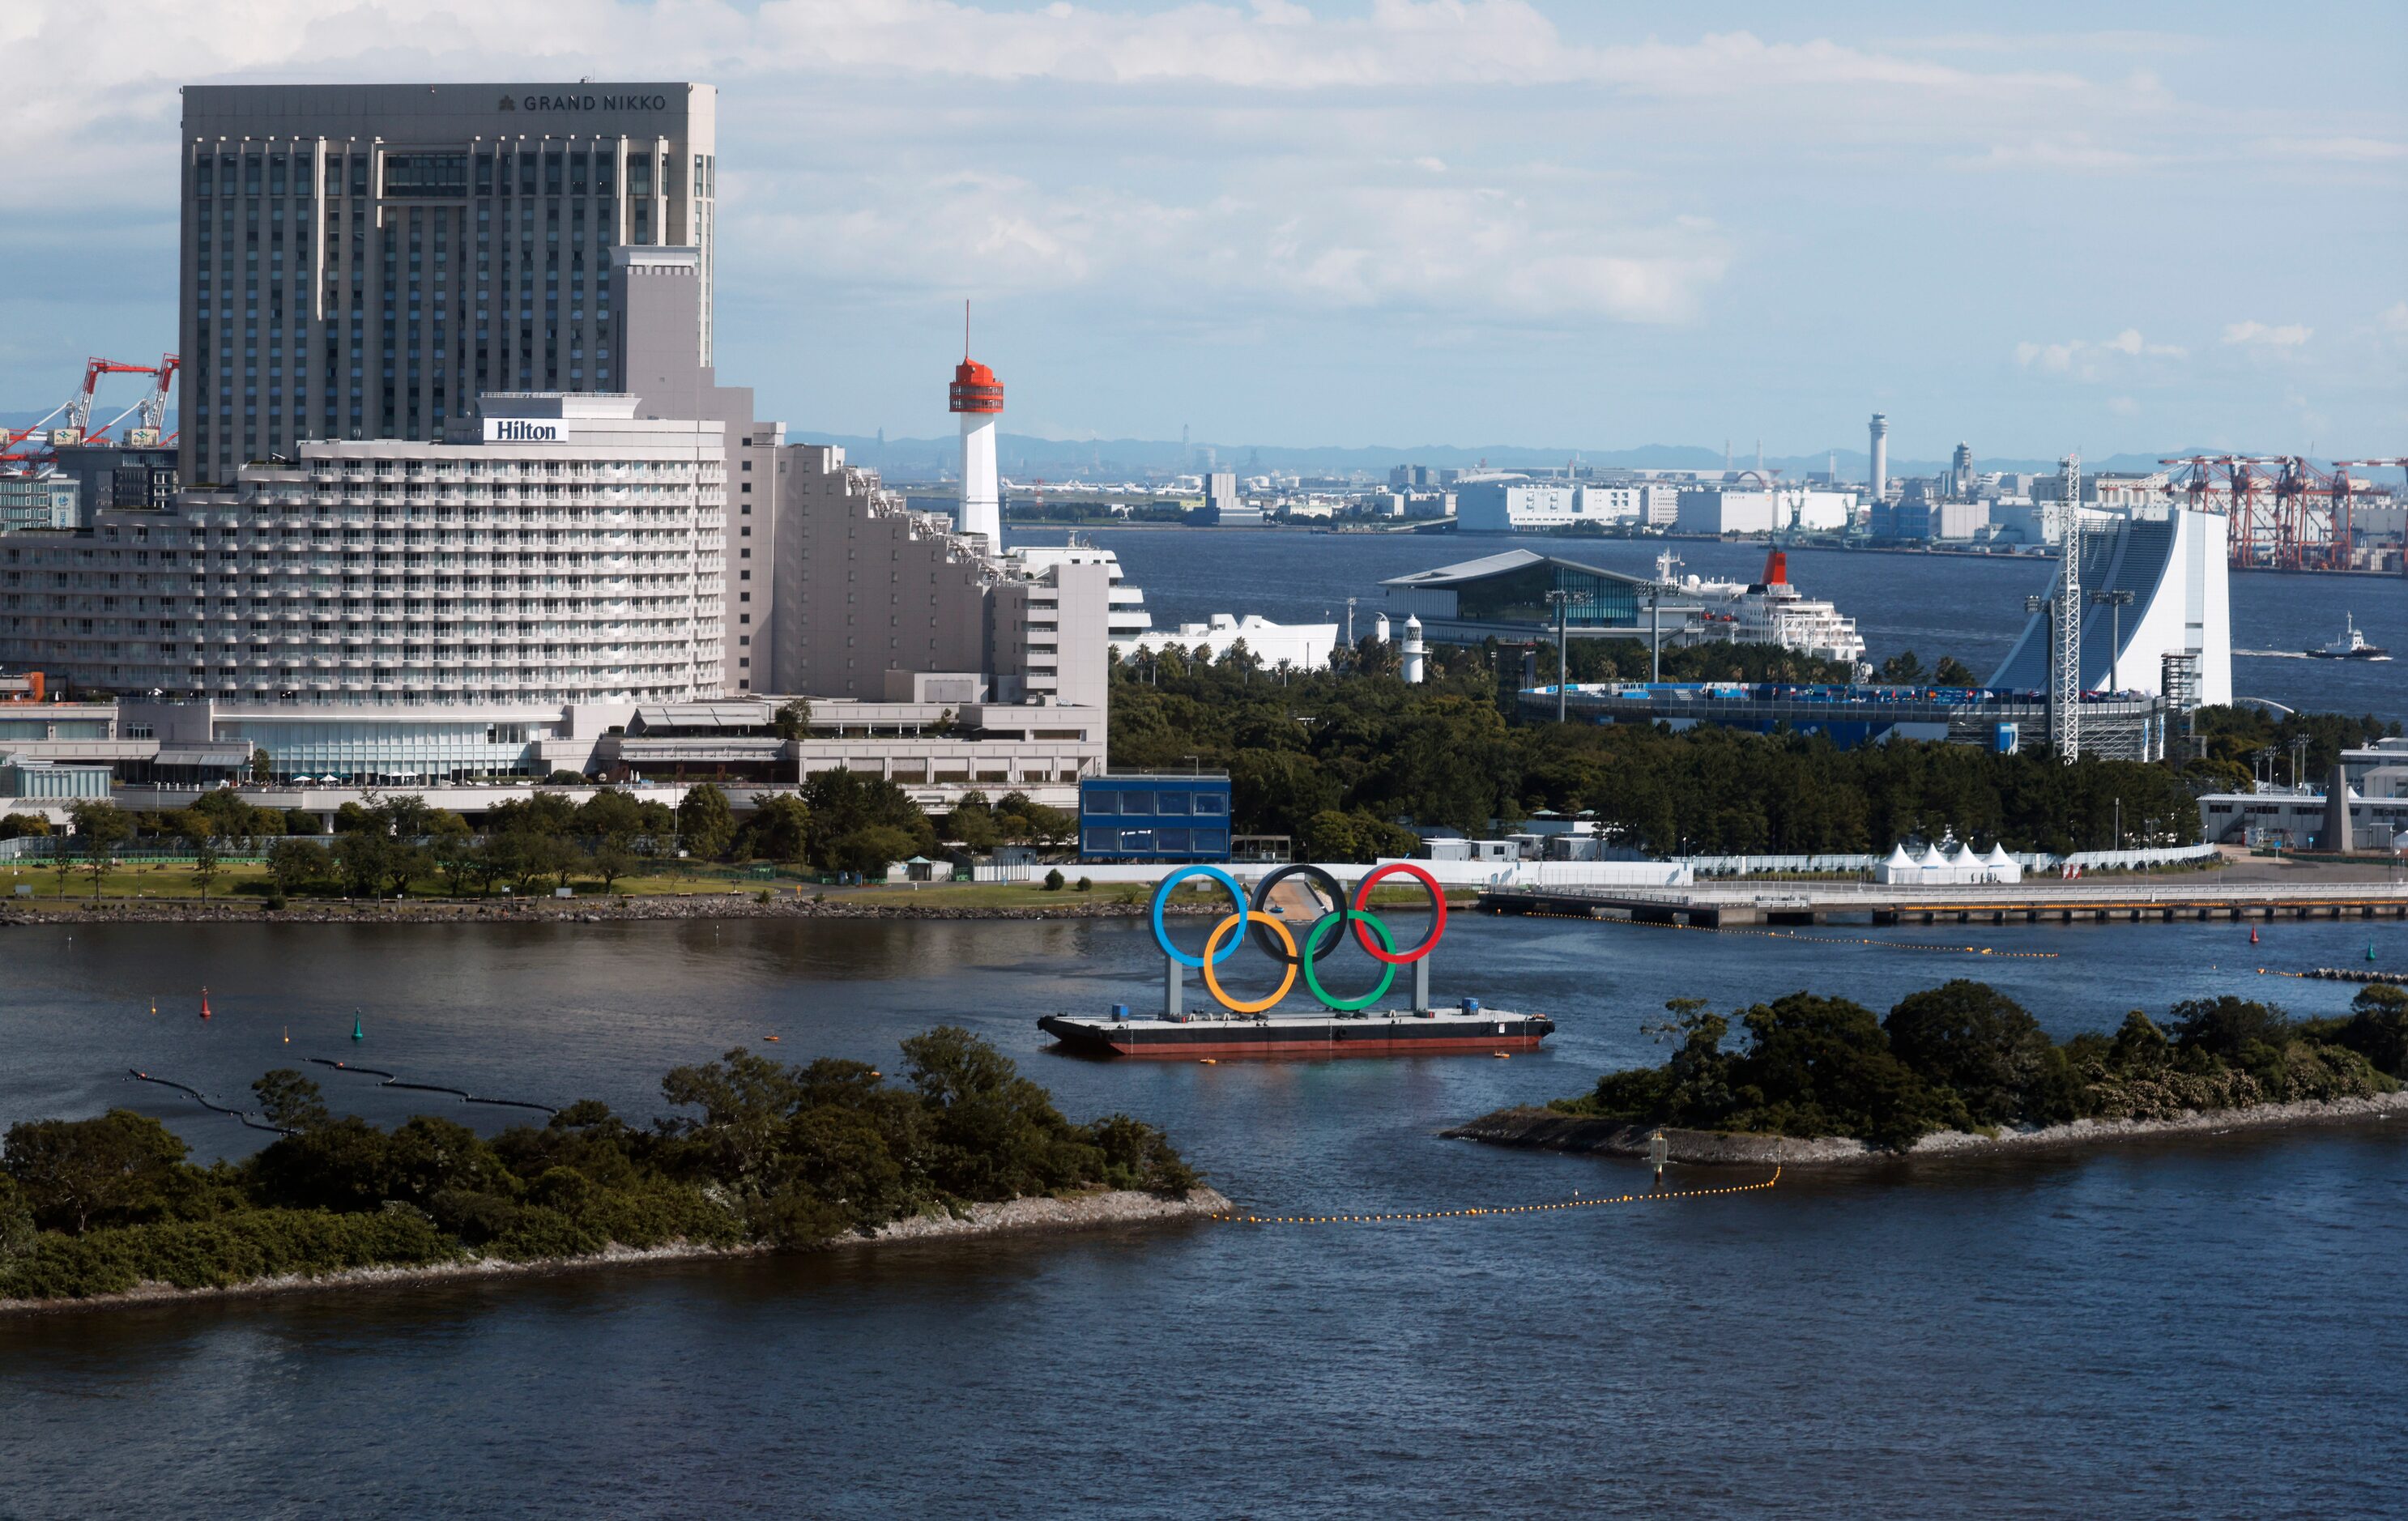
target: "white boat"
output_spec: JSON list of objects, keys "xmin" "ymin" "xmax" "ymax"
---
[
  {"xmin": 2304, "ymin": 613, "xmax": 2389, "ymax": 661},
  {"xmin": 1660, "ymin": 549, "xmax": 1868, "ymax": 665}
]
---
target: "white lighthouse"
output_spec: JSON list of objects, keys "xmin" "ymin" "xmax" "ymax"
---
[
  {"xmin": 1401, "ymin": 615, "xmax": 1426, "ymax": 684},
  {"xmin": 949, "ymin": 317, "xmax": 1004, "ymax": 556}
]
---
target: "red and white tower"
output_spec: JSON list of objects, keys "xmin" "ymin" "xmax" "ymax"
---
[{"xmin": 948, "ymin": 305, "xmax": 1004, "ymax": 553}]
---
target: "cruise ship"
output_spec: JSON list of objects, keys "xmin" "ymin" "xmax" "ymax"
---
[{"xmin": 1663, "ymin": 550, "xmax": 1867, "ymax": 666}]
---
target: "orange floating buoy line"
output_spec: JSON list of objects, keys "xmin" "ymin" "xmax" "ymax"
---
[
  {"xmin": 1216, "ymin": 1165, "xmax": 1784, "ymax": 1227},
  {"xmin": 762, "ymin": 1034, "xmax": 781, "ymax": 1043}
]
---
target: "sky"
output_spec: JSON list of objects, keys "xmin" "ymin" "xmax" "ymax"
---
[{"xmin": 2, "ymin": 0, "xmax": 2403, "ymax": 461}]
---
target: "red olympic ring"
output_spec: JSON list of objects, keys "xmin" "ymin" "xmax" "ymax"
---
[{"xmin": 1349, "ymin": 862, "xmax": 1447, "ymax": 965}]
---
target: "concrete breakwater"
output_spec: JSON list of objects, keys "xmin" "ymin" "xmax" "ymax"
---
[
  {"xmin": 1444, "ymin": 1092, "xmax": 2408, "ymax": 1167},
  {"xmin": 0, "ymin": 1187, "xmax": 1232, "ymax": 1318}
]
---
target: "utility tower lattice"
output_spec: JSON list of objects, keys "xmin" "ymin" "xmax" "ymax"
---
[{"xmin": 2053, "ymin": 453, "xmax": 2082, "ymax": 764}]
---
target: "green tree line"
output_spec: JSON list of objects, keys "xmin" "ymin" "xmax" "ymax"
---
[
  {"xmin": 1110, "ymin": 642, "xmax": 2222, "ymax": 858},
  {"xmin": 0, "ymin": 1028, "xmax": 1196, "ymax": 1302},
  {"xmin": 1562, "ymin": 980, "xmax": 2408, "ymax": 1150}
]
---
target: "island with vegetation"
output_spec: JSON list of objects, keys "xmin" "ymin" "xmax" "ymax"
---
[
  {"xmin": 1447, "ymin": 980, "xmax": 2408, "ymax": 1163},
  {"xmin": 0, "ymin": 1029, "xmax": 1217, "ymax": 1310}
]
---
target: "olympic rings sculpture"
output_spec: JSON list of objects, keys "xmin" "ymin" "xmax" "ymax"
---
[{"xmin": 1148, "ymin": 862, "xmax": 1449, "ymax": 1013}]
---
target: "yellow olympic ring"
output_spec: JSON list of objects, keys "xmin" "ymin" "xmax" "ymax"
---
[{"xmin": 1200, "ymin": 911, "xmax": 1298, "ymax": 1013}]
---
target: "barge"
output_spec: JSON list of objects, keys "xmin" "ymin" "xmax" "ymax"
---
[{"xmin": 1038, "ymin": 1003, "xmax": 1555, "ymax": 1059}]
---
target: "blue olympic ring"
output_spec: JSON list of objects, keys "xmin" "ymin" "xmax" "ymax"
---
[{"xmin": 1149, "ymin": 865, "xmax": 1250, "ymax": 969}]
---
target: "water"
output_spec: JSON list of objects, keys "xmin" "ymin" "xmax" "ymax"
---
[
  {"xmin": 6, "ymin": 914, "xmax": 2406, "ymax": 1516},
  {"xmin": 1037, "ymin": 528, "xmax": 2407, "ymax": 724}
]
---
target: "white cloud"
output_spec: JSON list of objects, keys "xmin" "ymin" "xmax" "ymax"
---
[
  {"xmin": 1958, "ymin": 135, "xmax": 2154, "ymax": 173},
  {"xmin": 2376, "ymin": 302, "xmax": 2408, "ymax": 338},
  {"xmin": 741, "ymin": 168, "xmax": 1730, "ymax": 324},
  {"xmin": 2107, "ymin": 395, "xmax": 2138, "ymax": 416},
  {"xmin": 2222, "ymin": 321, "xmax": 2312, "ymax": 348},
  {"xmin": 2014, "ymin": 328, "xmax": 2185, "ymax": 379},
  {"xmin": 2252, "ymin": 136, "xmax": 2408, "ymax": 163}
]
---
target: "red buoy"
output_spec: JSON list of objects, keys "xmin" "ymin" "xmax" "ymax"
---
[{"xmin": 199, "ymin": 986, "xmax": 212, "ymax": 1020}]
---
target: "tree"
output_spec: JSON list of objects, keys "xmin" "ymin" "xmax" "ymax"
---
[
  {"xmin": 283, "ymin": 807, "xmax": 325, "ymax": 836},
  {"xmin": 1933, "ymin": 656, "xmax": 1978, "ymax": 688},
  {"xmin": 2337, "ymin": 984, "xmax": 2408, "ymax": 1076},
  {"xmin": 946, "ymin": 790, "xmax": 1001, "ymax": 851},
  {"xmin": 267, "ymin": 837, "xmax": 329, "ymax": 896},
  {"xmin": 490, "ymin": 790, "xmax": 577, "ymax": 839},
  {"xmin": 801, "ymin": 768, "xmax": 934, "ymax": 867},
  {"xmin": 590, "ymin": 843, "xmax": 637, "ymax": 893},
  {"xmin": 252, "ymin": 1070, "xmax": 333, "ymax": 1131},
  {"xmin": 381, "ymin": 842, "xmax": 429, "ymax": 897},
  {"xmin": 575, "ymin": 788, "xmax": 645, "ymax": 849},
  {"xmin": 772, "ymin": 699, "xmax": 813, "ymax": 740},
  {"xmin": 2168, "ymin": 997, "xmax": 2293, "ymax": 1060},
  {"xmin": 1877, "ymin": 650, "xmax": 1928, "ymax": 684},
  {"xmin": 1299, "ymin": 809, "xmax": 1362, "ymax": 863},
  {"xmin": 827, "ymin": 824, "xmax": 916, "ymax": 880},
  {"xmin": 1, "ymin": 1110, "xmax": 189, "ymax": 1235},
  {"xmin": 742, "ymin": 794, "xmax": 812, "ymax": 865},
  {"xmin": 677, "ymin": 783, "xmax": 736, "ymax": 861},
  {"xmin": 49, "ymin": 833, "xmax": 75, "ymax": 899},
  {"xmin": 190, "ymin": 834, "xmax": 222, "ymax": 901},
  {"xmin": 544, "ymin": 769, "xmax": 588, "ymax": 786},
  {"xmin": 427, "ymin": 813, "xmax": 478, "ymax": 895},
  {"xmin": 330, "ymin": 829, "xmax": 392, "ymax": 896},
  {"xmin": 0, "ymin": 811, "xmax": 53, "ymax": 841},
  {"xmin": 66, "ymin": 799, "xmax": 132, "ymax": 901},
  {"xmin": 1883, "ymin": 981, "xmax": 2071, "ymax": 1126}
]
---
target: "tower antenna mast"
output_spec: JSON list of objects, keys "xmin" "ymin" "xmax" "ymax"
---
[{"xmin": 2054, "ymin": 452, "xmax": 2082, "ymax": 763}]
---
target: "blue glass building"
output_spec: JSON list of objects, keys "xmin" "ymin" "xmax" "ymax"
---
[{"xmin": 1079, "ymin": 773, "xmax": 1232, "ymax": 862}]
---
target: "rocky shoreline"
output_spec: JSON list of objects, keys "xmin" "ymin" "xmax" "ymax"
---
[
  {"xmin": 0, "ymin": 1187, "xmax": 1231, "ymax": 1318},
  {"xmin": 1443, "ymin": 1093, "xmax": 2408, "ymax": 1167},
  {"xmin": 0, "ymin": 895, "xmax": 1174, "ymax": 927}
]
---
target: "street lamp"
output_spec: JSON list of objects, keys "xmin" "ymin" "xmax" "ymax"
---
[
  {"xmin": 1542, "ymin": 588, "xmax": 1571, "ymax": 722},
  {"xmin": 2090, "ymin": 589, "xmax": 2134, "ymax": 691}
]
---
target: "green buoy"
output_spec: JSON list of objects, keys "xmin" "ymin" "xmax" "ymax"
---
[{"xmin": 352, "ymin": 1011, "xmax": 365, "ymax": 1042}]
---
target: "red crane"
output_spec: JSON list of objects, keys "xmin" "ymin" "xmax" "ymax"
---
[{"xmin": 2, "ymin": 354, "xmax": 178, "ymax": 462}]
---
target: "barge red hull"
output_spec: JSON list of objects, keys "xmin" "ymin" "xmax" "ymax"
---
[{"xmin": 1038, "ymin": 1011, "xmax": 1554, "ymax": 1060}]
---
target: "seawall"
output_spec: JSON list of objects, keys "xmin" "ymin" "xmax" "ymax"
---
[
  {"xmin": 0, "ymin": 1187, "xmax": 1231, "ymax": 1318},
  {"xmin": 1443, "ymin": 1093, "xmax": 2408, "ymax": 1167}
]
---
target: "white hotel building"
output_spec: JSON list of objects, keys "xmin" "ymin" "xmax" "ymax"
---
[{"xmin": 3, "ymin": 393, "xmax": 724, "ymax": 778}]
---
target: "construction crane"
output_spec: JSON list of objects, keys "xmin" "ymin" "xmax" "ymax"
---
[
  {"xmin": 2, "ymin": 354, "xmax": 179, "ymax": 462},
  {"xmin": 2159, "ymin": 452, "xmax": 2376, "ymax": 572}
]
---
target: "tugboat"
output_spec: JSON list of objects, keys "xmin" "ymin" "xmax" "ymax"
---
[{"xmin": 2306, "ymin": 613, "xmax": 2389, "ymax": 660}]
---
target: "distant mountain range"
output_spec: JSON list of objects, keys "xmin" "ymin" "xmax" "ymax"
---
[{"xmin": 790, "ymin": 431, "xmax": 2215, "ymax": 485}]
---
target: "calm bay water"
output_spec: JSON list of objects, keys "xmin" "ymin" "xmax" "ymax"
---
[
  {"xmin": 1047, "ymin": 528, "xmax": 2406, "ymax": 724},
  {"xmin": 5, "ymin": 914, "xmax": 2406, "ymax": 1517}
]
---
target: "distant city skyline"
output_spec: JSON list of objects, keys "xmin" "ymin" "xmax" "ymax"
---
[{"xmin": 1, "ymin": 1, "xmax": 2401, "ymax": 455}]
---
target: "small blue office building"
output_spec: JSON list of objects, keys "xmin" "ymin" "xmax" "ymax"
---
[{"xmin": 1079, "ymin": 773, "xmax": 1233, "ymax": 862}]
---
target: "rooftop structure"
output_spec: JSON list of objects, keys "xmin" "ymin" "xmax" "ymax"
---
[
  {"xmin": 177, "ymin": 83, "xmax": 717, "ymax": 484},
  {"xmin": 1988, "ymin": 503, "xmax": 2231, "ymax": 706}
]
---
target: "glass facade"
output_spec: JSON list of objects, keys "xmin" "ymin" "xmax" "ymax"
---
[
  {"xmin": 1453, "ymin": 559, "xmax": 1641, "ymax": 628},
  {"xmin": 216, "ymin": 718, "xmax": 539, "ymax": 782},
  {"xmin": 1079, "ymin": 776, "xmax": 1232, "ymax": 861}
]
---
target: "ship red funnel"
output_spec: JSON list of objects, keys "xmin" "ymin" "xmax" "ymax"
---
[{"xmin": 1762, "ymin": 549, "xmax": 1788, "ymax": 585}]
